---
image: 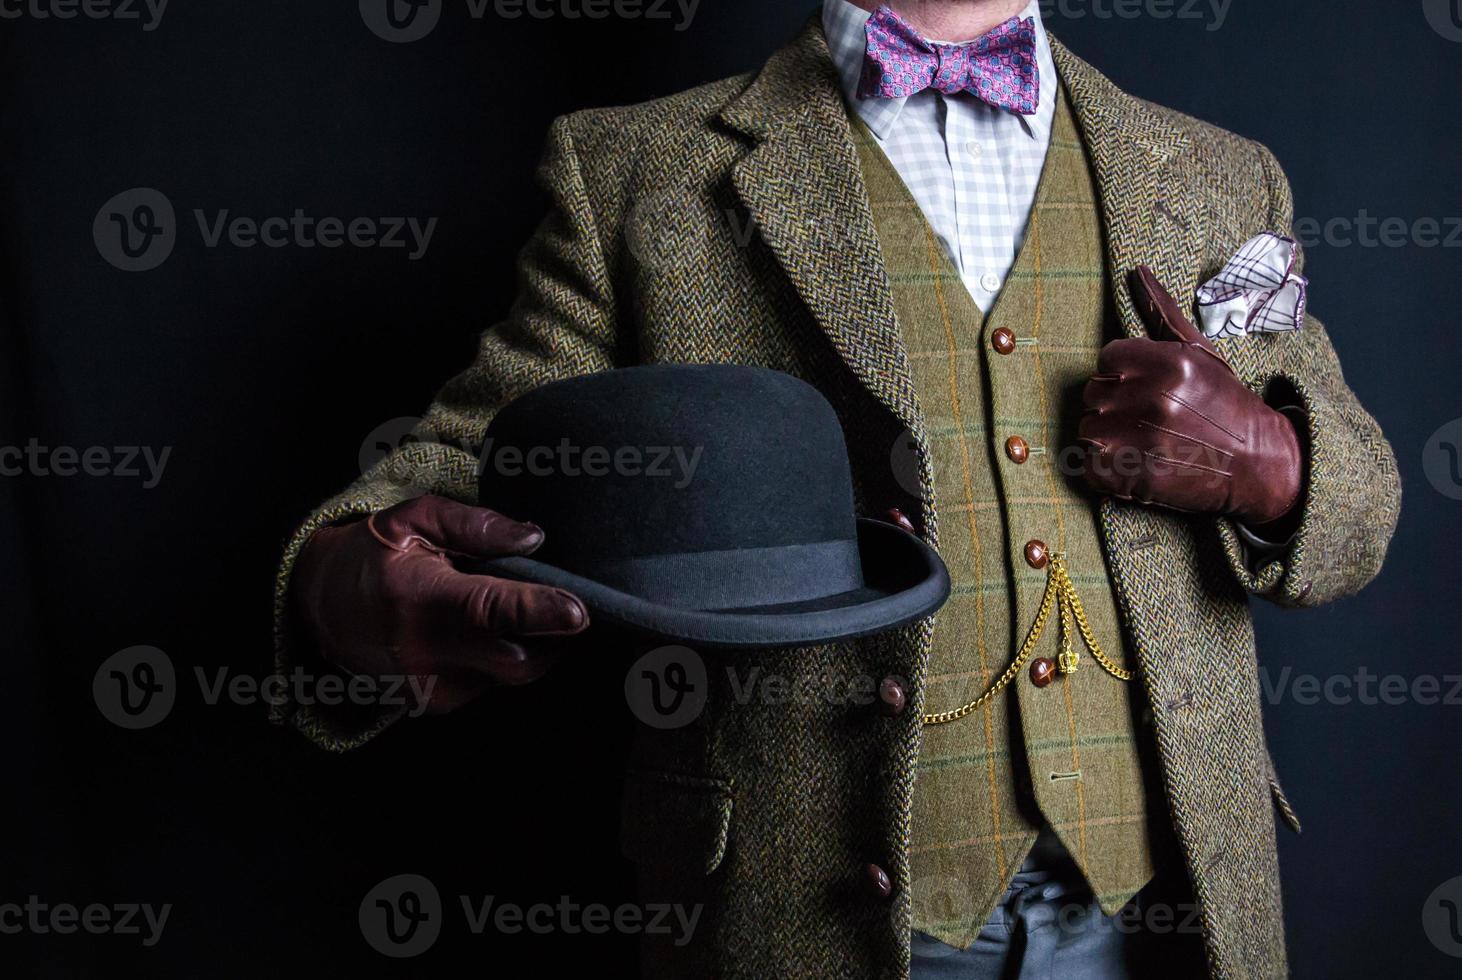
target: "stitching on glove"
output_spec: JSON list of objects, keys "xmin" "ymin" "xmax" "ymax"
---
[
  {"xmin": 1137, "ymin": 420, "xmax": 1235, "ymax": 458},
  {"xmin": 1163, "ymin": 390, "xmax": 1245, "ymax": 443},
  {"xmin": 1142, "ymin": 450, "xmax": 1232, "ymax": 478},
  {"xmin": 366, "ymin": 511, "xmax": 445, "ymax": 557}
]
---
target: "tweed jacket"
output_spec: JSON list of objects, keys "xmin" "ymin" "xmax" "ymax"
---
[{"xmin": 271, "ymin": 18, "xmax": 1401, "ymax": 980}]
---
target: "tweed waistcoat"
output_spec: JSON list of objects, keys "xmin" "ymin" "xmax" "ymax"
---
[{"xmin": 853, "ymin": 87, "xmax": 1156, "ymax": 949}]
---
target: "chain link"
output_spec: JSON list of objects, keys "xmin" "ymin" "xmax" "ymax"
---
[{"xmin": 923, "ymin": 554, "xmax": 1132, "ymax": 726}]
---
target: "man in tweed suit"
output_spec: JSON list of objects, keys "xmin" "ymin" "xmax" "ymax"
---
[{"xmin": 276, "ymin": 0, "xmax": 1400, "ymax": 976}]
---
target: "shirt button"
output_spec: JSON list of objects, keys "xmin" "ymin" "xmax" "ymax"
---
[
  {"xmin": 1024, "ymin": 540, "xmax": 1049, "ymax": 569},
  {"xmin": 966, "ymin": 139, "xmax": 983, "ymax": 159},
  {"xmin": 1005, "ymin": 435, "xmax": 1030, "ymax": 464},
  {"xmin": 991, "ymin": 327, "xmax": 1016, "ymax": 355},
  {"xmin": 981, "ymin": 272, "xmax": 1002, "ymax": 292}
]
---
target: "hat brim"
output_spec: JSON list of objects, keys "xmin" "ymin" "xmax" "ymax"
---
[{"xmin": 465, "ymin": 519, "xmax": 950, "ymax": 650}]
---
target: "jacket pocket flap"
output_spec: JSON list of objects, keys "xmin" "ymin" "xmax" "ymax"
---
[{"xmin": 621, "ymin": 769, "xmax": 733, "ymax": 875}]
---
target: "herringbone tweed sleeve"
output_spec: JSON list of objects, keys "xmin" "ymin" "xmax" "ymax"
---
[
  {"xmin": 1216, "ymin": 142, "xmax": 1402, "ymax": 609},
  {"xmin": 270, "ymin": 114, "xmax": 620, "ymax": 751}
]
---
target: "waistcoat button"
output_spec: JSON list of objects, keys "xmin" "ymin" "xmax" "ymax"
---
[{"xmin": 1024, "ymin": 540, "xmax": 1049, "ymax": 569}]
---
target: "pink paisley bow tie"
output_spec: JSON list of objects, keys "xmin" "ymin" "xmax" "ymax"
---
[{"xmin": 858, "ymin": 6, "xmax": 1039, "ymax": 115}]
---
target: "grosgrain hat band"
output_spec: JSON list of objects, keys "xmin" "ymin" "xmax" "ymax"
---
[{"xmin": 566, "ymin": 539, "xmax": 864, "ymax": 610}]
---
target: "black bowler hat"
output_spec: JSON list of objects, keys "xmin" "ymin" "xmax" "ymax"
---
[{"xmin": 471, "ymin": 364, "xmax": 950, "ymax": 650}]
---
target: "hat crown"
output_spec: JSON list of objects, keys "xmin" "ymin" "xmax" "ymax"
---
[{"xmin": 479, "ymin": 365, "xmax": 859, "ymax": 580}]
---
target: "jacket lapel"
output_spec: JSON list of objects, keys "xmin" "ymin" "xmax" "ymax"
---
[
  {"xmin": 719, "ymin": 19, "xmax": 924, "ymax": 443},
  {"xmin": 1051, "ymin": 37, "xmax": 1205, "ymax": 339}
]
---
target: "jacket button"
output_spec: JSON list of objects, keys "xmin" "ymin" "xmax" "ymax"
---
[
  {"xmin": 885, "ymin": 507, "xmax": 917, "ymax": 535},
  {"xmin": 1024, "ymin": 540, "xmax": 1049, "ymax": 569},
  {"xmin": 877, "ymin": 677, "xmax": 907, "ymax": 717},
  {"xmin": 866, "ymin": 863, "xmax": 893, "ymax": 899},
  {"xmin": 1005, "ymin": 435, "xmax": 1030, "ymax": 464},
  {"xmin": 1030, "ymin": 657, "xmax": 1057, "ymax": 688},
  {"xmin": 991, "ymin": 327, "xmax": 1017, "ymax": 355}
]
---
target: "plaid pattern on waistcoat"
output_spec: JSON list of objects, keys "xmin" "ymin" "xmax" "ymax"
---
[
  {"xmin": 270, "ymin": 17, "xmax": 1401, "ymax": 978},
  {"xmin": 853, "ymin": 87, "xmax": 1155, "ymax": 949}
]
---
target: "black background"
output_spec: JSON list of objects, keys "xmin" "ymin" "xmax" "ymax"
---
[{"xmin": 4, "ymin": 1, "xmax": 1461, "ymax": 976}]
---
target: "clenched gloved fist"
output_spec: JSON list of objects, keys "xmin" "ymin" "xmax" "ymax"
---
[
  {"xmin": 1077, "ymin": 266, "xmax": 1304, "ymax": 527},
  {"xmin": 291, "ymin": 495, "xmax": 589, "ymax": 714}
]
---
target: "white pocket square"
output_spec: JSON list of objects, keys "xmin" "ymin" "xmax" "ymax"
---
[{"xmin": 1196, "ymin": 232, "xmax": 1308, "ymax": 340}]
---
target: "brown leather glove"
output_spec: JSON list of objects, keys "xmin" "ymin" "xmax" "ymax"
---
[
  {"xmin": 1077, "ymin": 267, "xmax": 1304, "ymax": 527},
  {"xmin": 291, "ymin": 495, "xmax": 589, "ymax": 715}
]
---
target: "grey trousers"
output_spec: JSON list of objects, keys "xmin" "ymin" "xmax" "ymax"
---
[{"xmin": 910, "ymin": 830, "xmax": 1207, "ymax": 980}]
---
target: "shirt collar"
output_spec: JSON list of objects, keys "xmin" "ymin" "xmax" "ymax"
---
[{"xmin": 822, "ymin": 0, "xmax": 1055, "ymax": 143}]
